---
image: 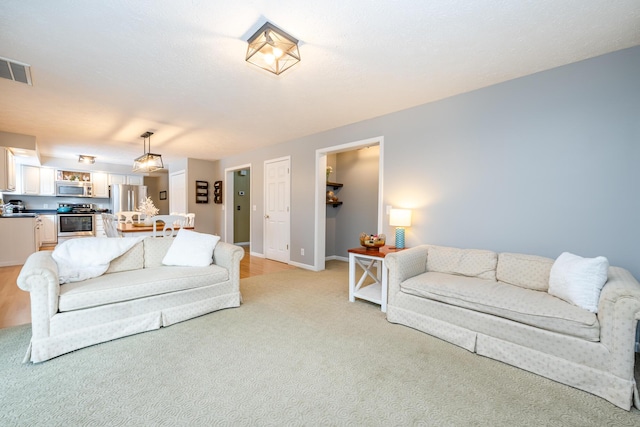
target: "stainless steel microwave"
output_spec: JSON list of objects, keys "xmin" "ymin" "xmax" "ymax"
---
[{"xmin": 55, "ymin": 181, "xmax": 93, "ymax": 198}]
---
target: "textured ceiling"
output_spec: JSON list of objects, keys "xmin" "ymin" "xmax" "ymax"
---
[{"xmin": 0, "ymin": 0, "xmax": 639, "ymax": 167}]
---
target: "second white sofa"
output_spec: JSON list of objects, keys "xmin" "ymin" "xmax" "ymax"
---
[{"xmin": 385, "ymin": 244, "xmax": 640, "ymax": 410}]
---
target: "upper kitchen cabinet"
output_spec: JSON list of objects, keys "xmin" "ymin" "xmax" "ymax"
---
[
  {"xmin": 108, "ymin": 174, "xmax": 127, "ymax": 186},
  {"xmin": 127, "ymin": 175, "xmax": 144, "ymax": 185},
  {"xmin": 0, "ymin": 147, "xmax": 16, "ymax": 192},
  {"xmin": 92, "ymin": 172, "xmax": 109, "ymax": 198},
  {"xmin": 39, "ymin": 168, "xmax": 56, "ymax": 195},
  {"xmin": 108, "ymin": 174, "xmax": 144, "ymax": 186},
  {"xmin": 20, "ymin": 165, "xmax": 40, "ymax": 194},
  {"xmin": 18, "ymin": 165, "xmax": 56, "ymax": 195}
]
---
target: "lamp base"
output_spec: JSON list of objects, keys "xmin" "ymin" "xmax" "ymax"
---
[{"xmin": 395, "ymin": 227, "xmax": 405, "ymax": 249}]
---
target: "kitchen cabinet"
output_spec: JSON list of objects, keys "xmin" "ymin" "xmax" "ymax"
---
[
  {"xmin": 109, "ymin": 173, "xmax": 144, "ymax": 186},
  {"xmin": 21, "ymin": 165, "xmax": 40, "ymax": 195},
  {"xmin": 127, "ymin": 175, "xmax": 144, "ymax": 185},
  {"xmin": 18, "ymin": 165, "xmax": 56, "ymax": 196},
  {"xmin": 40, "ymin": 214, "xmax": 57, "ymax": 244},
  {"xmin": 108, "ymin": 174, "xmax": 127, "ymax": 185},
  {"xmin": 0, "ymin": 217, "xmax": 37, "ymax": 266},
  {"xmin": 0, "ymin": 147, "xmax": 16, "ymax": 192},
  {"xmin": 39, "ymin": 168, "xmax": 56, "ymax": 195},
  {"xmin": 92, "ymin": 172, "xmax": 109, "ymax": 198}
]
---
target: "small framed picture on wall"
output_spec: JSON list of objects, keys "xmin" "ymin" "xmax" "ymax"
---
[{"xmin": 159, "ymin": 191, "xmax": 167, "ymax": 200}]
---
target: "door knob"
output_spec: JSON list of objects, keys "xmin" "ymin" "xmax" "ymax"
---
[{"xmin": 264, "ymin": 214, "xmax": 270, "ymax": 219}]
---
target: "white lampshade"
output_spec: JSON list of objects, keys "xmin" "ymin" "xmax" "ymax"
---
[{"xmin": 390, "ymin": 209, "xmax": 412, "ymax": 227}]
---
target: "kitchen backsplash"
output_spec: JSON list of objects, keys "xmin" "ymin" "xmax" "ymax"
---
[{"xmin": 0, "ymin": 193, "xmax": 110, "ymax": 210}]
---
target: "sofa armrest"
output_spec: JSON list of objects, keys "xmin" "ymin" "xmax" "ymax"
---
[
  {"xmin": 16, "ymin": 251, "xmax": 61, "ymax": 340},
  {"xmin": 597, "ymin": 266, "xmax": 640, "ymax": 379},
  {"xmin": 213, "ymin": 241, "xmax": 245, "ymax": 288},
  {"xmin": 385, "ymin": 245, "xmax": 429, "ymax": 306}
]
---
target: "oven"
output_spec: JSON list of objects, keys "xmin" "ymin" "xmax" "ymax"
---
[{"xmin": 57, "ymin": 214, "xmax": 95, "ymax": 240}]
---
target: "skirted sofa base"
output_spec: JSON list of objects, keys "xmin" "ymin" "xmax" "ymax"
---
[
  {"xmin": 18, "ymin": 237, "xmax": 244, "ymax": 363},
  {"xmin": 385, "ymin": 245, "xmax": 640, "ymax": 410}
]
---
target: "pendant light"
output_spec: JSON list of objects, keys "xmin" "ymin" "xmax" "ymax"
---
[{"xmin": 132, "ymin": 131, "xmax": 163, "ymax": 173}]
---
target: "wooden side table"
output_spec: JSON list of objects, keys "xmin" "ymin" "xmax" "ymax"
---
[{"xmin": 348, "ymin": 245, "xmax": 405, "ymax": 312}]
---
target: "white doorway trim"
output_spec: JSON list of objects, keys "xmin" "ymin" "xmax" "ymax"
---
[
  {"xmin": 314, "ymin": 136, "xmax": 384, "ymax": 271},
  {"xmin": 223, "ymin": 164, "xmax": 252, "ymax": 251}
]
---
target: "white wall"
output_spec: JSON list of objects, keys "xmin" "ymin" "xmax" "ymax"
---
[{"xmin": 215, "ymin": 46, "xmax": 640, "ymax": 277}]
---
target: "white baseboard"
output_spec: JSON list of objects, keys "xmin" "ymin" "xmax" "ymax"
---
[
  {"xmin": 288, "ymin": 260, "xmax": 319, "ymax": 271},
  {"xmin": 325, "ymin": 255, "xmax": 349, "ymax": 262},
  {"xmin": 250, "ymin": 251, "xmax": 264, "ymax": 258}
]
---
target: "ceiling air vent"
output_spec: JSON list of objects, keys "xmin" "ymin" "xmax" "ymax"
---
[{"xmin": 0, "ymin": 56, "xmax": 32, "ymax": 85}]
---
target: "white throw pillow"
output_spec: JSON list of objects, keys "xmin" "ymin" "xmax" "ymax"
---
[
  {"xmin": 162, "ymin": 229, "xmax": 220, "ymax": 267},
  {"xmin": 548, "ymin": 252, "xmax": 609, "ymax": 313}
]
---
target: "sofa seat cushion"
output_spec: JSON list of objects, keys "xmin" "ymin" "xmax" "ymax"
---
[
  {"xmin": 400, "ymin": 272, "xmax": 600, "ymax": 341},
  {"xmin": 58, "ymin": 265, "xmax": 229, "ymax": 312}
]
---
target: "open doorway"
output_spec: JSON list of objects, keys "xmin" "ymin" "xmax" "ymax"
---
[
  {"xmin": 314, "ymin": 136, "xmax": 384, "ymax": 271},
  {"xmin": 224, "ymin": 164, "xmax": 252, "ymax": 251}
]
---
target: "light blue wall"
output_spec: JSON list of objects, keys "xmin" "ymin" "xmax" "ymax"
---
[
  {"xmin": 333, "ymin": 146, "xmax": 379, "ymax": 257},
  {"xmin": 216, "ymin": 46, "xmax": 640, "ymax": 278}
]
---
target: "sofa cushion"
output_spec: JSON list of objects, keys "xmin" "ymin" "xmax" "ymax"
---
[
  {"xmin": 496, "ymin": 252, "xmax": 554, "ymax": 292},
  {"xmin": 105, "ymin": 241, "xmax": 144, "ymax": 274},
  {"xmin": 548, "ymin": 252, "xmax": 609, "ymax": 313},
  {"xmin": 58, "ymin": 265, "xmax": 229, "ymax": 311},
  {"xmin": 144, "ymin": 237, "xmax": 175, "ymax": 268},
  {"xmin": 163, "ymin": 229, "xmax": 220, "ymax": 267},
  {"xmin": 427, "ymin": 245, "xmax": 498, "ymax": 280},
  {"xmin": 400, "ymin": 271, "xmax": 600, "ymax": 341}
]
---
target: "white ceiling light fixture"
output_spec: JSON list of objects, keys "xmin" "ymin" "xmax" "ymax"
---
[
  {"xmin": 78, "ymin": 155, "xmax": 95, "ymax": 164},
  {"xmin": 246, "ymin": 22, "xmax": 300, "ymax": 75},
  {"xmin": 132, "ymin": 131, "xmax": 163, "ymax": 173}
]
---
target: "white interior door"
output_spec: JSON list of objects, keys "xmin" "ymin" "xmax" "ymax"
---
[
  {"xmin": 264, "ymin": 157, "xmax": 290, "ymax": 263},
  {"xmin": 169, "ymin": 171, "xmax": 186, "ymax": 214}
]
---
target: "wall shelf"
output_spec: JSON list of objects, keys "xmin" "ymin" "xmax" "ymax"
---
[
  {"xmin": 196, "ymin": 180, "xmax": 209, "ymax": 204},
  {"xmin": 326, "ymin": 181, "xmax": 343, "ymax": 207}
]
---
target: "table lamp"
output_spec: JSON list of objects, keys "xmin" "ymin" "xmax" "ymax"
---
[{"xmin": 390, "ymin": 208, "xmax": 412, "ymax": 249}]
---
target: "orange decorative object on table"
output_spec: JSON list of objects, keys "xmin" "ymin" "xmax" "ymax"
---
[{"xmin": 359, "ymin": 232, "xmax": 386, "ymax": 250}]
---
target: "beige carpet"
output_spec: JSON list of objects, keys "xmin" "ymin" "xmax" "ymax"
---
[{"xmin": 1, "ymin": 260, "xmax": 638, "ymax": 426}]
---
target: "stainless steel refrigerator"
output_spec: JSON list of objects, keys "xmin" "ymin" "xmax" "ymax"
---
[{"xmin": 110, "ymin": 184, "xmax": 147, "ymax": 213}]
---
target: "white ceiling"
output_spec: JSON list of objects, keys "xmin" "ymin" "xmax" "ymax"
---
[{"xmin": 0, "ymin": 0, "xmax": 639, "ymax": 167}]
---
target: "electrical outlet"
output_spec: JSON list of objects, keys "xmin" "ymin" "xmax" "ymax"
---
[{"xmin": 301, "ymin": 248, "xmax": 304, "ymax": 256}]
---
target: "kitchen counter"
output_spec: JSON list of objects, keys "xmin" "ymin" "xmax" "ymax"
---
[
  {"xmin": 1, "ymin": 213, "xmax": 39, "ymax": 218},
  {"xmin": 0, "ymin": 216, "xmax": 38, "ymax": 266}
]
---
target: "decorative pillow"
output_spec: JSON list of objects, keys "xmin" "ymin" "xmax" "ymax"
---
[
  {"xmin": 548, "ymin": 252, "xmax": 609, "ymax": 313},
  {"xmin": 162, "ymin": 229, "xmax": 220, "ymax": 267}
]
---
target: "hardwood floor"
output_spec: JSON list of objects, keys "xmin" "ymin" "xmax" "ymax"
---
[{"xmin": 0, "ymin": 245, "xmax": 295, "ymax": 329}]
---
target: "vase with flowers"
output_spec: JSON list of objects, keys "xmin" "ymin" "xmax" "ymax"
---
[
  {"xmin": 137, "ymin": 197, "xmax": 159, "ymax": 225},
  {"xmin": 326, "ymin": 166, "xmax": 333, "ymax": 182}
]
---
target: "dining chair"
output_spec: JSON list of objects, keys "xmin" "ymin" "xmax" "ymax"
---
[
  {"xmin": 150, "ymin": 215, "xmax": 186, "ymax": 237},
  {"xmin": 101, "ymin": 213, "xmax": 120, "ymax": 238},
  {"xmin": 115, "ymin": 211, "xmax": 143, "ymax": 224},
  {"xmin": 185, "ymin": 213, "xmax": 195, "ymax": 227}
]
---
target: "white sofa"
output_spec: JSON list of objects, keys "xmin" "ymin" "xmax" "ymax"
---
[
  {"xmin": 17, "ymin": 236, "xmax": 244, "ymax": 363},
  {"xmin": 385, "ymin": 244, "xmax": 640, "ymax": 410}
]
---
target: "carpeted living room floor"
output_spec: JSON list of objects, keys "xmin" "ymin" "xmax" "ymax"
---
[{"xmin": 1, "ymin": 260, "xmax": 638, "ymax": 426}]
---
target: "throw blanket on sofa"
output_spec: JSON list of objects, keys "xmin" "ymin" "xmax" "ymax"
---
[{"xmin": 53, "ymin": 237, "xmax": 145, "ymax": 284}]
